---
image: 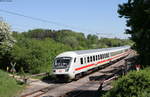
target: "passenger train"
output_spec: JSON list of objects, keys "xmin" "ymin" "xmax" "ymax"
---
[{"xmin": 52, "ymin": 46, "xmax": 130, "ymax": 81}]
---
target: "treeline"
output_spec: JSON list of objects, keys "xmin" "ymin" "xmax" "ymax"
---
[
  {"xmin": 0, "ymin": 26, "xmax": 133, "ymax": 74},
  {"xmin": 21, "ymin": 29, "xmax": 132, "ymax": 49}
]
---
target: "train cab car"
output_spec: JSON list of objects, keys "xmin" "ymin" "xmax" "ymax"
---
[{"xmin": 52, "ymin": 52, "xmax": 77, "ymax": 80}]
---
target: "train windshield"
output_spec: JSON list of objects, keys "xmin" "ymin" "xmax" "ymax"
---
[{"xmin": 54, "ymin": 57, "xmax": 72, "ymax": 69}]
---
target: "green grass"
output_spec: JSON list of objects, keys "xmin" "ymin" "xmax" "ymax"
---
[{"xmin": 0, "ymin": 70, "xmax": 24, "ymax": 97}]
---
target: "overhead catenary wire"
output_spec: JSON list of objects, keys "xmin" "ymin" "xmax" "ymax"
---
[
  {"xmin": 0, "ymin": 9, "xmax": 96, "ymax": 33},
  {"xmin": 0, "ymin": 9, "xmax": 129, "ymax": 38}
]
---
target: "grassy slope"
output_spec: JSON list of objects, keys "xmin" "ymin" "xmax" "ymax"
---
[{"xmin": 0, "ymin": 70, "xmax": 23, "ymax": 97}]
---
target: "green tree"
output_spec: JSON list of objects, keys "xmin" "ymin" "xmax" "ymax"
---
[
  {"xmin": 87, "ymin": 34, "xmax": 99, "ymax": 48},
  {"xmin": 118, "ymin": 0, "xmax": 150, "ymax": 66}
]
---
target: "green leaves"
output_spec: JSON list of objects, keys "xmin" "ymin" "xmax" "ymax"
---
[
  {"xmin": 118, "ymin": 0, "xmax": 150, "ymax": 67},
  {"xmin": 10, "ymin": 35, "xmax": 72, "ymax": 74},
  {"xmin": 102, "ymin": 69, "xmax": 150, "ymax": 97},
  {"xmin": 22, "ymin": 29, "xmax": 132, "ymax": 50}
]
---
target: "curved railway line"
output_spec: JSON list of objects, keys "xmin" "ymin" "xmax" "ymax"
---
[{"xmin": 20, "ymin": 50, "xmax": 135, "ymax": 97}]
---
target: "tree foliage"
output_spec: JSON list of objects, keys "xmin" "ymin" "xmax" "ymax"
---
[
  {"xmin": 0, "ymin": 20, "xmax": 15, "ymax": 69},
  {"xmin": 22, "ymin": 29, "xmax": 131, "ymax": 49},
  {"xmin": 10, "ymin": 34, "xmax": 72, "ymax": 74},
  {"xmin": 102, "ymin": 69, "xmax": 150, "ymax": 97},
  {"xmin": 0, "ymin": 20, "xmax": 15, "ymax": 47},
  {"xmin": 118, "ymin": 0, "xmax": 150, "ymax": 66}
]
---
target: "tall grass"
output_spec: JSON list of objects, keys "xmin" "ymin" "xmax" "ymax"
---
[{"xmin": 0, "ymin": 70, "xmax": 24, "ymax": 97}]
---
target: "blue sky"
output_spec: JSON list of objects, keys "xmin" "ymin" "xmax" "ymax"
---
[{"xmin": 0, "ymin": 0, "xmax": 129, "ymax": 38}]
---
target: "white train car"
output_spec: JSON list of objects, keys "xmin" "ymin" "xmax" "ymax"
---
[{"xmin": 52, "ymin": 45, "xmax": 130, "ymax": 80}]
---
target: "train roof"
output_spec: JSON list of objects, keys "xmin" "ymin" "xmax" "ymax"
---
[
  {"xmin": 57, "ymin": 45, "xmax": 130, "ymax": 57},
  {"xmin": 72, "ymin": 45, "xmax": 130, "ymax": 55}
]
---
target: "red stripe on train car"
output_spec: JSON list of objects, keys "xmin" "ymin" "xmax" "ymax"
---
[{"xmin": 75, "ymin": 63, "xmax": 95, "ymax": 71}]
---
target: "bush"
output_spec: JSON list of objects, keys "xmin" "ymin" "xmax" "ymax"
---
[{"xmin": 102, "ymin": 69, "xmax": 150, "ymax": 97}]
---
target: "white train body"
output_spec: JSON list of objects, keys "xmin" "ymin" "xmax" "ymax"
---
[{"xmin": 52, "ymin": 46, "xmax": 130, "ymax": 80}]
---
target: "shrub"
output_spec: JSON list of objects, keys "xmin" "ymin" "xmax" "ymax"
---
[{"xmin": 102, "ymin": 69, "xmax": 150, "ymax": 97}]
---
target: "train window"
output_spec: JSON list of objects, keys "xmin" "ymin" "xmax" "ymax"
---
[
  {"xmin": 101, "ymin": 54, "xmax": 103, "ymax": 59},
  {"xmin": 106, "ymin": 54, "xmax": 107, "ymax": 58},
  {"xmin": 90, "ymin": 56, "xmax": 92, "ymax": 62},
  {"xmin": 80, "ymin": 58, "xmax": 83, "ymax": 64},
  {"xmin": 110, "ymin": 52, "xmax": 113, "ymax": 56},
  {"xmin": 93, "ymin": 56, "xmax": 95, "ymax": 61},
  {"xmin": 98, "ymin": 55, "xmax": 100, "ymax": 60},
  {"xmin": 107, "ymin": 53, "xmax": 109, "ymax": 57},
  {"xmin": 96, "ymin": 55, "xmax": 98, "ymax": 60},
  {"xmin": 87, "ymin": 57, "xmax": 89, "ymax": 63},
  {"xmin": 103, "ymin": 54, "xmax": 105, "ymax": 59},
  {"xmin": 105, "ymin": 54, "xmax": 107, "ymax": 58},
  {"xmin": 54, "ymin": 57, "xmax": 71, "ymax": 69},
  {"xmin": 84, "ymin": 57, "xmax": 86, "ymax": 63},
  {"xmin": 74, "ymin": 58, "xmax": 76, "ymax": 63},
  {"xmin": 105, "ymin": 54, "xmax": 108, "ymax": 58},
  {"xmin": 100, "ymin": 54, "xmax": 102, "ymax": 59}
]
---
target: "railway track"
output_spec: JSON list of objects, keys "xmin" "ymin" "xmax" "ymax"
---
[
  {"xmin": 21, "ymin": 83, "xmax": 66, "ymax": 97},
  {"xmin": 62, "ymin": 71, "xmax": 120, "ymax": 97}
]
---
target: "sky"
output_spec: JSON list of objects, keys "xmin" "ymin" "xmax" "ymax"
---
[{"xmin": 0, "ymin": 0, "xmax": 129, "ymax": 39}]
